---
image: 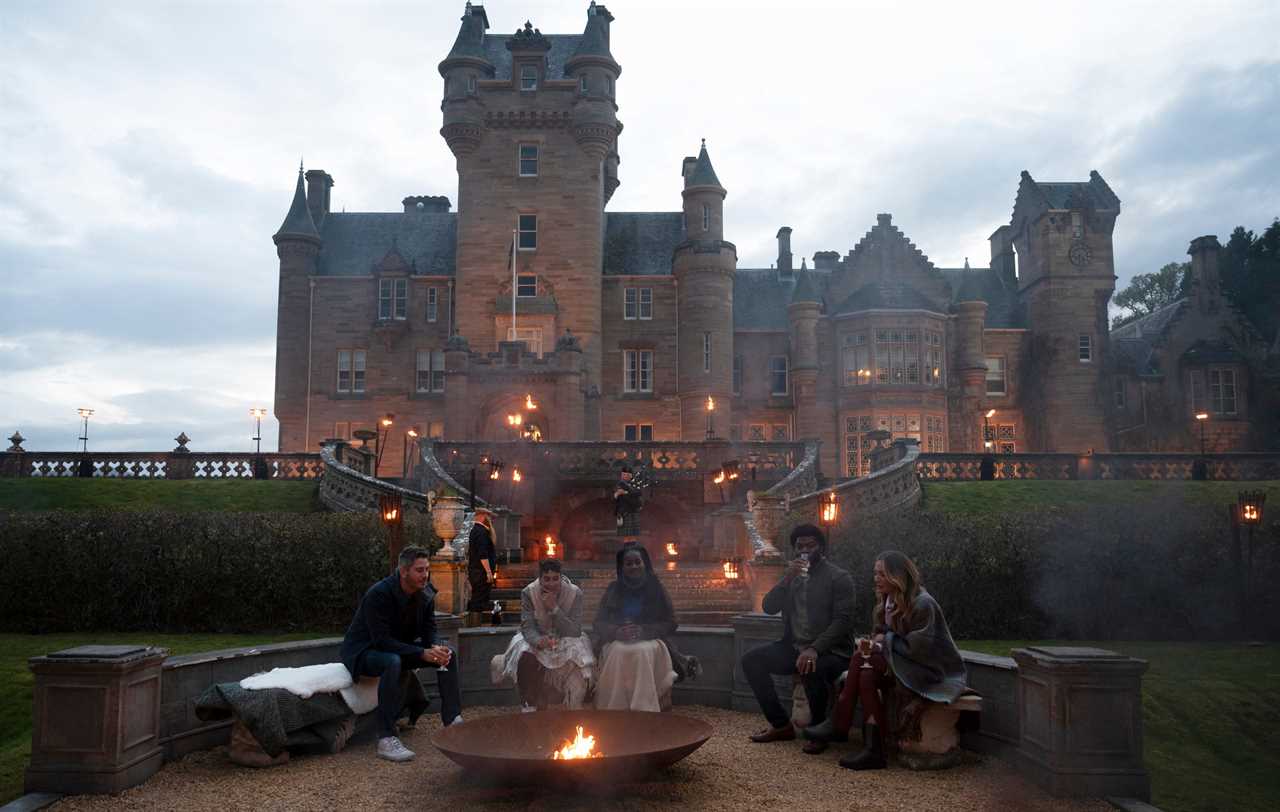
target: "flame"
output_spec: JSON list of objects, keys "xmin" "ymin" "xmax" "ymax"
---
[
  {"xmin": 706, "ymin": 395, "xmax": 715, "ymax": 411},
  {"xmin": 512, "ymin": 467, "xmax": 522, "ymax": 482},
  {"xmin": 545, "ymin": 535, "xmax": 557, "ymax": 557},
  {"xmin": 1243, "ymin": 504, "xmax": 1259, "ymax": 522},
  {"xmin": 383, "ymin": 508, "xmax": 399, "ymax": 521},
  {"xmin": 551, "ymin": 726, "xmax": 603, "ymax": 760},
  {"xmin": 713, "ymin": 470, "xmax": 726, "ymax": 484},
  {"xmin": 507, "ymin": 413, "xmax": 523, "ymax": 427},
  {"xmin": 525, "ymin": 394, "xmax": 537, "ymax": 410},
  {"xmin": 665, "ymin": 543, "xmax": 678, "ymax": 556},
  {"xmin": 722, "ymin": 560, "xmax": 740, "ymax": 580}
]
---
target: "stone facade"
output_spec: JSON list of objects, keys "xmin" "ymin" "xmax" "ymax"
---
[{"xmin": 271, "ymin": 3, "xmax": 1273, "ymax": 476}]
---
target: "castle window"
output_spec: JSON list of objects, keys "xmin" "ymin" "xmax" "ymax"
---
[
  {"xmin": 518, "ymin": 144, "xmax": 539, "ymax": 177},
  {"xmin": 1078, "ymin": 334, "xmax": 1092, "ymax": 362},
  {"xmin": 842, "ymin": 334, "xmax": 870, "ymax": 387},
  {"xmin": 415, "ymin": 349, "xmax": 445, "ymax": 393},
  {"xmin": 703, "ymin": 333, "xmax": 712, "ymax": 373},
  {"xmin": 337, "ymin": 349, "xmax": 366, "ymax": 394},
  {"xmin": 624, "ymin": 287, "xmax": 652, "ymax": 320},
  {"xmin": 985, "ymin": 357, "xmax": 1006, "ymax": 395},
  {"xmin": 702, "ymin": 205, "xmax": 709, "ymax": 232},
  {"xmin": 518, "ymin": 214, "xmax": 537, "ymax": 250},
  {"xmin": 1072, "ymin": 211, "xmax": 1084, "ymax": 239},
  {"xmin": 925, "ymin": 331, "xmax": 943, "ymax": 386},
  {"xmin": 623, "ymin": 424, "xmax": 653, "ymax": 442},
  {"xmin": 733, "ymin": 354, "xmax": 743, "ymax": 395},
  {"xmin": 1114, "ymin": 376, "xmax": 1126, "ymax": 409},
  {"xmin": 579, "ymin": 75, "xmax": 588, "ymax": 94},
  {"xmin": 770, "ymin": 356, "xmax": 789, "ymax": 396},
  {"xmin": 520, "ymin": 65, "xmax": 537, "ymax": 91},
  {"xmin": 606, "ymin": 75, "xmax": 614, "ymax": 97},
  {"xmin": 426, "ymin": 287, "xmax": 438, "ymax": 322},
  {"xmin": 428, "ymin": 422, "xmax": 444, "ymax": 439},
  {"xmin": 507, "ymin": 327, "xmax": 543, "ymax": 356},
  {"xmin": 1187, "ymin": 370, "xmax": 1206, "ymax": 413},
  {"xmin": 772, "ymin": 424, "xmax": 789, "ymax": 441},
  {"xmin": 926, "ymin": 415, "xmax": 945, "ymax": 453},
  {"xmin": 516, "ymin": 274, "xmax": 537, "ymax": 297},
  {"xmin": 1209, "ymin": 368, "xmax": 1237, "ymax": 415},
  {"xmin": 624, "ymin": 349, "xmax": 653, "ymax": 393},
  {"xmin": 379, "ymin": 278, "xmax": 407, "ymax": 320},
  {"xmin": 748, "ymin": 424, "xmax": 767, "ymax": 442},
  {"xmin": 467, "ymin": 76, "xmax": 477, "ymax": 94},
  {"xmin": 997, "ymin": 423, "xmax": 1017, "ymax": 454}
]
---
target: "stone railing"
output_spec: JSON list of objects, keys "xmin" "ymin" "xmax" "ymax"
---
[
  {"xmin": 317, "ymin": 441, "xmax": 430, "ymax": 514},
  {"xmin": 788, "ymin": 439, "xmax": 922, "ymax": 533},
  {"xmin": 918, "ymin": 452, "xmax": 1280, "ymax": 481},
  {"xmin": 429, "ymin": 440, "xmax": 805, "ymax": 486},
  {"xmin": 762, "ymin": 439, "xmax": 821, "ymax": 501},
  {"xmin": 0, "ymin": 450, "xmax": 323, "ymax": 480},
  {"xmin": 418, "ymin": 440, "xmax": 491, "ymax": 507}
]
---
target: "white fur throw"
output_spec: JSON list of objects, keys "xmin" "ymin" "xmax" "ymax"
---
[{"xmin": 239, "ymin": 663, "xmax": 380, "ymax": 715}]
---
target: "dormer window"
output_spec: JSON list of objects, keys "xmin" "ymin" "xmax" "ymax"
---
[
  {"xmin": 520, "ymin": 65, "xmax": 537, "ymax": 91},
  {"xmin": 379, "ymin": 278, "xmax": 407, "ymax": 320}
]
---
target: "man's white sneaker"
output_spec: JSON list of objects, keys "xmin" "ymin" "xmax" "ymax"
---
[
  {"xmin": 376, "ymin": 736, "xmax": 415, "ymax": 762},
  {"xmin": 447, "ymin": 714, "xmax": 465, "ymax": 726}
]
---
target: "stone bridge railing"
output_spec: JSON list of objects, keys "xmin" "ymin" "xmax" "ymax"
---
[
  {"xmin": 428, "ymin": 440, "xmax": 806, "ymax": 487},
  {"xmin": 917, "ymin": 452, "xmax": 1280, "ymax": 481},
  {"xmin": 0, "ymin": 450, "xmax": 323, "ymax": 480},
  {"xmin": 317, "ymin": 441, "xmax": 430, "ymax": 515}
]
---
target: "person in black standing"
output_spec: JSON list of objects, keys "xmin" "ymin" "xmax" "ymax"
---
[
  {"xmin": 340, "ymin": 546, "xmax": 463, "ymax": 763},
  {"xmin": 466, "ymin": 509, "xmax": 497, "ymax": 616},
  {"xmin": 614, "ymin": 465, "xmax": 643, "ymax": 539}
]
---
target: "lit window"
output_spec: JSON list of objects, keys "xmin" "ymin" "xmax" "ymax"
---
[
  {"xmin": 1078, "ymin": 334, "xmax": 1092, "ymax": 362},
  {"xmin": 516, "ymin": 274, "xmax": 537, "ymax": 297},
  {"xmin": 703, "ymin": 332, "xmax": 712, "ymax": 373},
  {"xmin": 1209, "ymin": 368, "xmax": 1237, "ymax": 414},
  {"xmin": 416, "ymin": 349, "xmax": 445, "ymax": 393},
  {"xmin": 843, "ymin": 334, "xmax": 870, "ymax": 386},
  {"xmin": 379, "ymin": 278, "xmax": 407, "ymax": 320},
  {"xmin": 518, "ymin": 214, "xmax": 537, "ymax": 250},
  {"xmin": 337, "ymin": 349, "xmax": 366, "ymax": 393},
  {"xmin": 520, "ymin": 65, "xmax": 537, "ymax": 91},
  {"xmin": 426, "ymin": 287, "xmax": 438, "ymax": 322},
  {"xmin": 428, "ymin": 421, "xmax": 444, "ymax": 439},
  {"xmin": 985, "ymin": 357, "xmax": 1006, "ymax": 395},
  {"xmin": 624, "ymin": 349, "xmax": 653, "ymax": 393},
  {"xmin": 733, "ymin": 354, "xmax": 743, "ymax": 395},
  {"xmin": 623, "ymin": 424, "xmax": 653, "ymax": 442},
  {"xmin": 519, "ymin": 144, "xmax": 538, "ymax": 177},
  {"xmin": 770, "ymin": 356, "xmax": 789, "ymax": 395}
]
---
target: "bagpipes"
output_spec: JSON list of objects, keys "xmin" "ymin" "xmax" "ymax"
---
[{"xmin": 615, "ymin": 464, "xmax": 653, "ymax": 514}]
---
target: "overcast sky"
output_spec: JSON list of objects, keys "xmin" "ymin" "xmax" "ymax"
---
[{"xmin": 2, "ymin": 0, "xmax": 1277, "ymax": 453}]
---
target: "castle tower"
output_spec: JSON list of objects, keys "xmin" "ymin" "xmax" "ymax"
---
[
  {"xmin": 1011, "ymin": 170, "xmax": 1120, "ymax": 451},
  {"xmin": 673, "ymin": 141, "xmax": 735, "ymax": 439},
  {"xmin": 272, "ymin": 165, "xmax": 322, "ymax": 452},
  {"xmin": 439, "ymin": 4, "xmax": 620, "ymax": 436}
]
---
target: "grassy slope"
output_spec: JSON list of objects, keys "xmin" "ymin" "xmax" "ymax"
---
[
  {"xmin": 920, "ymin": 479, "xmax": 1280, "ymax": 516},
  {"xmin": 0, "ymin": 479, "xmax": 319, "ymax": 512},
  {"xmin": 0, "ymin": 632, "xmax": 335, "ymax": 805},
  {"xmin": 964, "ymin": 641, "xmax": 1280, "ymax": 812}
]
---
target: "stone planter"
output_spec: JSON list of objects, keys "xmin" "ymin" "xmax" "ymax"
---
[{"xmin": 432, "ymin": 494, "xmax": 467, "ymax": 560}]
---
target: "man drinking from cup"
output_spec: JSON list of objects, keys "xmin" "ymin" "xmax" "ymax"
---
[{"xmin": 740, "ymin": 524, "xmax": 855, "ymax": 749}]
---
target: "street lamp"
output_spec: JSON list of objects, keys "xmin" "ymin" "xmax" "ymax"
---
[
  {"xmin": 1193, "ymin": 412, "xmax": 1209, "ymax": 480},
  {"xmin": 705, "ymin": 395, "xmax": 716, "ymax": 440},
  {"xmin": 1237, "ymin": 490, "xmax": 1266, "ymax": 630},
  {"xmin": 403, "ymin": 427, "xmax": 420, "ymax": 480},
  {"xmin": 819, "ymin": 490, "xmax": 840, "ymax": 528},
  {"xmin": 77, "ymin": 408, "xmax": 94, "ymax": 453},
  {"xmin": 980, "ymin": 409, "xmax": 996, "ymax": 481},
  {"xmin": 374, "ymin": 413, "xmax": 394, "ymax": 478},
  {"xmin": 250, "ymin": 408, "xmax": 267, "ymax": 454}
]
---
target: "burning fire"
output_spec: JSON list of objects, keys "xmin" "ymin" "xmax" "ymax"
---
[
  {"xmin": 713, "ymin": 470, "xmax": 726, "ymax": 484},
  {"xmin": 551, "ymin": 725, "xmax": 603, "ymax": 760},
  {"xmin": 545, "ymin": 535, "xmax": 557, "ymax": 557},
  {"xmin": 525, "ymin": 394, "xmax": 538, "ymax": 410},
  {"xmin": 512, "ymin": 467, "xmax": 523, "ymax": 482},
  {"xmin": 722, "ymin": 560, "xmax": 740, "ymax": 580},
  {"xmin": 666, "ymin": 542, "xmax": 678, "ymax": 556}
]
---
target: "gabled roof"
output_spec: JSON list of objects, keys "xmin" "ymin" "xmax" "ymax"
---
[
  {"xmin": 832, "ymin": 282, "xmax": 941, "ymax": 315},
  {"xmin": 316, "ymin": 212, "xmax": 457, "ymax": 277},
  {"xmin": 734, "ymin": 269, "xmax": 812, "ymax": 330},
  {"xmin": 1110, "ymin": 299, "xmax": 1188, "ymax": 374},
  {"xmin": 483, "ymin": 33, "xmax": 583, "ymax": 79},
  {"xmin": 274, "ymin": 167, "xmax": 320, "ymax": 242},
  {"xmin": 603, "ymin": 212, "xmax": 683, "ymax": 275}
]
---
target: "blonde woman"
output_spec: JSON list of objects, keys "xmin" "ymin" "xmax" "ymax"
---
[{"xmin": 802, "ymin": 550, "xmax": 968, "ymax": 769}]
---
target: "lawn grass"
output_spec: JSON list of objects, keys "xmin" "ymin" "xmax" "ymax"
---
[
  {"xmin": 0, "ymin": 479, "xmax": 320, "ymax": 512},
  {"xmin": 0, "ymin": 632, "xmax": 336, "ymax": 805},
  {"xmin": 963, "ymin": 641, "xmax": 1280, "ymax": 812},
  {"xmin": 922, "ymin": 479, "xmax": 1280, "ymax": 517}
]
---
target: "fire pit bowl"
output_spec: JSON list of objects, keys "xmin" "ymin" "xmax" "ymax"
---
[{"xmin": 431, "ymin": 709, "xmax": 713, "ymax": 784}]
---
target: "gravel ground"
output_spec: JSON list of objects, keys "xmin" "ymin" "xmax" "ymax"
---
[{"xmin": 52, "ymin": 706, "xmax": 1112, "ymax": 812}]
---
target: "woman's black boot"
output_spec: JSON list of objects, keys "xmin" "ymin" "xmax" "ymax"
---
[{"xmin": 839, "ymin": 723, "xmax": 887, "ymax": 770}]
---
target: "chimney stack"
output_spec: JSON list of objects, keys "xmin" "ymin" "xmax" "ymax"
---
[
  {"xmin": 402, "ymin": 195, "xmax": 452, "ymax": 214},
  {"xmin": 812, "ymin": 251, "xmax": 839, "ymax": 272},
  {"xmin": 1187, "ymin": 235, "xmax": 1222, "ymax": 315},
  {"xmin": 776, "ymin": 226, "xmax": 793, "ymax": 277},
  {"xmin": 304, "ymin": 170, "xmax": 333, "ymax": 229}
]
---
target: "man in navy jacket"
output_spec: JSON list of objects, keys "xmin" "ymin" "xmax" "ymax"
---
[{"xmin": 341, "ymin": 546, "xmax": 463, "ymax": 762}]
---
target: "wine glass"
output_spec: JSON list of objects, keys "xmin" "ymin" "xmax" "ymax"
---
[
  {"xmin": 436, "ymin": 646, "xmax": 451, "ymax": 673},
  {"xmin": 857, "ymin": 636, "xmax": 874, "ymax": 670}
]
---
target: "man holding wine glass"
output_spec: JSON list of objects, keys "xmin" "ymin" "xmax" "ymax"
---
[
  {"xmin": 741, "ymin": 524, "xmax": 855, "ymax": 748},
  {"xmin": 340, "ymin": 546, "xmax": 464, "ymax": 763}
]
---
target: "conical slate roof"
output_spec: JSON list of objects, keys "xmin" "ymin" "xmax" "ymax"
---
[
  {"xmin": 686, "ymin": 141, "xmax": 722, "ymax": 189},
  {"xmin": 572, "ymin": 2, "xmax": 615, "ymax": 60},
  {"xmin": 274, "ymin": 166, "xmax": 319, "ymax": 241},
  {"xmin": 443, "ymin": 2, "xmax": 491, "ymax": 63},
  {"xmin": 790, "ymin": 266, "xmax": 821, "ymax": 304}
]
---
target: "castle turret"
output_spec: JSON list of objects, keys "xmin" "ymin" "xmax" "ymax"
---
[
  {"xmin": 565, "ymin": 2, "xmax": 621, "ymax": 166},
  {"xmin": 272, "ymin": 165, "xmax": 322, "ymax": 452},
  {"xmin": 438, "ymin": 2, "xmax": 494, "ymax": 159},
  {"xmin": 674, "ymin": 141, "xmax": 735, "ymax": 439}
]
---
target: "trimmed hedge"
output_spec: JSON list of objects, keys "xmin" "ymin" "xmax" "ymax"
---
[
  {"xmin": 0, "ymin": 511, "xmax": 439, "ymax": 634},
  {"xmin": 786, "ymin": 497, "xmax": 1279, "ymax": 641}
]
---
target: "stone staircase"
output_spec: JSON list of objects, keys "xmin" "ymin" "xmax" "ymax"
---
[{"xmin": 487, "ymin": 561, "xmax": 752, "ymax": 627}]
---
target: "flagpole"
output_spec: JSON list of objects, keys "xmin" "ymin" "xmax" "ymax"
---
[{"xmin": 511, "ymin": 228, "xmax": 518, "ymax": 343}]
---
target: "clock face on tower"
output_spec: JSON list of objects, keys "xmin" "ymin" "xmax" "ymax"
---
[{"xmin": 1069, "ymin": 241, "xmax": 1093, "ymax": 268}]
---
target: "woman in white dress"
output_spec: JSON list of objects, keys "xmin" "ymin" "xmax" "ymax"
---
[{"xmin": 493, "ymin": 558, "xmax": 595, "ymax": 709}]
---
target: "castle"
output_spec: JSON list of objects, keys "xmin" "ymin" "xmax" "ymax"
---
[{"xmin": 272, "ymin": 3, "xmax": 1268, "ymax": 478}]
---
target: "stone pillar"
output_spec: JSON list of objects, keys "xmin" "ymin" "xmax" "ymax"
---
[
  {"xmin": 26, "ymin": 645, "xmax": 167, "ymax": 795},
  {"xmin": 731, "ymin": 613, "xmax": 786, "ymax": 714},
  {"xmin": 1012, "ymin": 646, "xmax": 1150, "ymax": 801},
  {"xmin": 744, "ymin": 560, "xmax": 784, "ymax": 613},
  {"xmin": 430, "ymin": 560, "xmax": 469, "ymax": 616}
]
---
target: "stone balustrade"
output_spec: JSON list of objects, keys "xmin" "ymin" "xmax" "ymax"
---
[
  {"xmin": 785, "ymin": 439, "xmax": 923, "ymax": 536},
  {"xmin": 918, "ymin": 451, "xmax": 1280, "ymax": 481},
  {"xmin": 0, "ymin": 450, "xmax": 323, "ymax": 479},
  {"xmin": 317, "ymin": 441, "xmax": 430, "ymax": 514}
]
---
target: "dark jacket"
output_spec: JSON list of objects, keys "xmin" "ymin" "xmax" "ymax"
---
[
  {"xmin": 593, "ymin": 545, "xmax": 677, "ymax": 648},
  {"xmin": 340, "ymin": 573, "xmax": 442, "ymax": 677},
  {"xmin": 467, "ymin": 522, "xmax": 495, "ymax": 574},
  {"xmin": 761, "ymin": 555, "xmax": 855, "ymax": 659}
]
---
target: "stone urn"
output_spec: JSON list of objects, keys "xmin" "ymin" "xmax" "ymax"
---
[
  {"xmin": 748, "ymin": 493, "xmax": 785, "ymax": 560},
  {"xmin": 432, "ymin": 495, "xmax": 467, "ymax": 559}
]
